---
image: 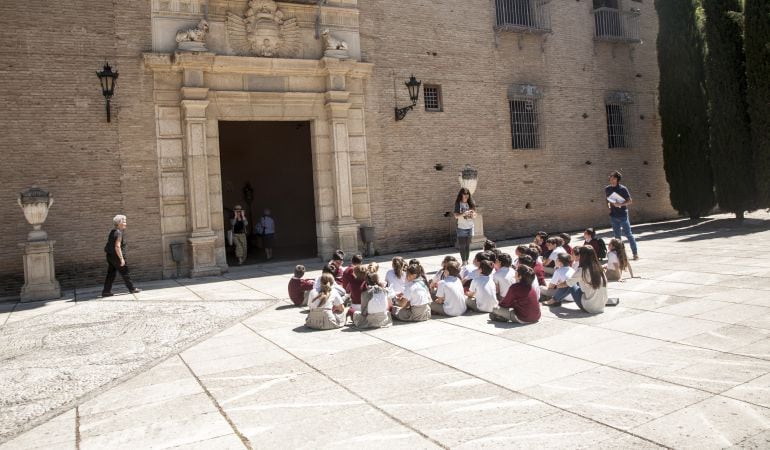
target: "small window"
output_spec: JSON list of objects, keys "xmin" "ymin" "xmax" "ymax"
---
[
  {"xmin": 508, "ymin": 84, "xmax": 543, "ymax": 149},
  {"xmin": 424, "ymin": 85, "xmax": 442, "ymax": 112},
  {"xmin": 605, "ymin": 91, "xmax": 633, "ymax": 149}
]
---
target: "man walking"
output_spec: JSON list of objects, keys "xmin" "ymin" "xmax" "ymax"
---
[
  {"xmin": 605, "ymin": 170, "xmax": 639, "ymax": 260},
  {"xmin": 102, "ymin": 214, "xmax": 141, "ymax": 297}
]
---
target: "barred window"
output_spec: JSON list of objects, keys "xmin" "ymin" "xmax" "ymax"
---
[
  {"xmin": 508, "ymin": 84, "xmax": 543, "ymax": 149},
  {"xmin": 605, "ymin": 91, "xmax": 633, "ymax": 149},
  {"xmin": 424, "ymin": 85, "xmax": 442, "ymax": 112},
  {"xmin": 495, "ymin": 0, "xmax": 551, "ymax": 32}
]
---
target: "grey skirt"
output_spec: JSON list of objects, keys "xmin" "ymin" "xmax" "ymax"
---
[
  {"xmin": 394, "ymin": 303, "xmax": 431, "ymax": 322},
  {"xmin": 305, "ymin": 308, "xmax": 345, "ymax": 330},
  {"xmin": 353, "ymin": 311, "xmax": 392, "ymax": 329}
]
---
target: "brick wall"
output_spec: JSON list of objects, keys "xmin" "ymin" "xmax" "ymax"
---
[
  {"xmin": 0, "ymin": 0, "xmax": 161, "ymax": 296},
  {"xmin": 359, "ymin": 0, "xmax": 675, "ymax": 254}
]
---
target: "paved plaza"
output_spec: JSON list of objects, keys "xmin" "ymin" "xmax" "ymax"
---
[{"xmin": 2, "ymin": 213, "xmax": 770, "ymax": 449}]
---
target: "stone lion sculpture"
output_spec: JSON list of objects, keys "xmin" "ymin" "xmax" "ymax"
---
[
  {"xmin": 176, "ymin": 19, "xmax": 209, "ymax": 43},
  {"xmin": 322, "ymin": 29, "xmax": 348, "ymax": 51}
]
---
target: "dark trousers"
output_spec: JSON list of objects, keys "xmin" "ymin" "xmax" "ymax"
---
[{"xmin": 103, "ymin": 255, "xmax": 134, "ymax": 293}]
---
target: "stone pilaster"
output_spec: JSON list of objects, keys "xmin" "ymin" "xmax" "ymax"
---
[
  {"xmin": 325, "ymin": 91, "xmax": 360, "ymax": 256},
  {"xmin": 19, "ymin": 240, "xmax": 61, "ymax": 302},
  {"xmin": 181, "ymin": 93, "xmax": 221, "ymax": 277}
]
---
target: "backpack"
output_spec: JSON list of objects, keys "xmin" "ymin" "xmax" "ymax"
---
[{"xmin": 596, "ymin": 238, "xmax": 608, "ymax": 259}]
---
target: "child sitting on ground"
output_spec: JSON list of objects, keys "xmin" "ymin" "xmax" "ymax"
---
[
  {"xmin": 342, "ymin": 254, "xmax": 363, "ymax": 291},
  {"xmin": 516, "ymin": 254, "xmax": 542, "ymax": 300},
  {"xmin": 393, "ymin": 262, "xmax": 432, "ymax": 322},
  {"xmin": 543, "ymin": 237, "xmax": 567, "ymax": 275},
  {"xmin": 539, "ymin": 253, "xmax": 575, "ymax": 303},
  {"xmin": 385, "ymin": 256, "xmax": 407, "ymax": 295},
  {"xmin": 328, "ymin": 249, "xmax": 345, "ymax": 284},
  {"xmin": 466, "ymin": 260, "xmax": 498, "ymax": 313},
  {"xmin": 490, "ymin": 265, "xmax": 541, "ymax": 324},
  {"xmin": 353, "ymin": 272, "xmax": 393, "ymax": 329},
  {"xmin": 493, "ymin": 253, "xmax": 515, "ymax": 300},
  {"xmin": 544, "ymin": 246, "xmax": 615, "ymax": 313},
  {"xmin": 524, "ymin": 247, "xmax": 546, "ymax": 288},
  {"xmin": 431, "ymin": 261, "xmax": 467, "ymax": 317},
  {"xmin": 534, "ymin": 231, "xmax": 549, "ymax": 259},
  {"xmin": 605, "ymin": 239, "xmax": 634, "ymax": 281},
  {"xmin": 483, "ymin": 239, "xmax": 496, "ymax": 252},
  {"xmin": 430, "ymin": 255, "xmax": 457, "ymax": 297},
  {"xmin": 305, "ymin": 273, "xmax": 346, "ymax": 330},
  {"xmin": 558, "ymin": 233, "xmax": 573, "ymax": 255},
  {"xmin": 346, "ymin": 263, "xmax": 371, "ymax": 320},
  {"xmin": 288, "ymin": 265, "xmax": 314, "ymax": 306},
  {"xmin": 583, "ymin": 228, "xmax": 606, "ymax": 259}
]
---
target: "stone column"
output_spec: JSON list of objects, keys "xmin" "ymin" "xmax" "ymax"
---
[
  {"xmin": 325, "ymin": 90, "xmax": 360, "ymax": 256},
  {"xmin": 181, "ymin": 88, "xmax": 221, "ymax": 277},
  {"xmin": 19, "ymin": 241, "xmax": 61, "ymax": 302}
]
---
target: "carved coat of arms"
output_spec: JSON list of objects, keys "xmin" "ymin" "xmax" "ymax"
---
[{"xmin": 226, "ymin": 0, "xmax": 301, "ymax": 57}]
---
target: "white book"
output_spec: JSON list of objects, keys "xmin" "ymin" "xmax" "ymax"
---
[{"xmin": 607, "ymin": 192, "xmax": 626, "ymax": 204}]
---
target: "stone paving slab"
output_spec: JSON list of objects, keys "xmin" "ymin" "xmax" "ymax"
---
[{"xmin": 3, "ymin": 212, "xmax": 770, "ymax": 448}]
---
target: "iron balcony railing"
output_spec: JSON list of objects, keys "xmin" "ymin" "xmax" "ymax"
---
[
  {"xmin": 592, "ymin": 7, "xmax": 641, "ymax": 43},
  {"xmin": 495, "ymin": 0, "xmax": 551, "ymax": 33}
]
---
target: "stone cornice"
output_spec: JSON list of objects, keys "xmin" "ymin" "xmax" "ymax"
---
[{"xmin": 143, "ymin": 53, "xmax": 373, "ymax": 78}]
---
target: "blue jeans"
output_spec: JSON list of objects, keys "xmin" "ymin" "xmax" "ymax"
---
[
  {"xmin": 610, "ymin": 215, "xmax": 638, "ymax": 256},
  {"xmin": 553, "ymin": 285, "xmax": 587, "ymax": 312}
]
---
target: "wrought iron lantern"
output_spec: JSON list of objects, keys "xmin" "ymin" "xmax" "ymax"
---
[
  {"xmin": 394, "ymin": 75, "xmax": 422, "ymax": 121},
  {"xmin": 96, "ymin": 62, "xmax": 119, "ymax": 122}
]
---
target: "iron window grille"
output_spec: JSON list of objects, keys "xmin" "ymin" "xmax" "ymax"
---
[
  {"xmin": 508, "ymin": 84, "xmax": 544, "ymax": 149},
  {"xmin": 605, "ymin": 91, "xmax": 633, "ymax": 149},
  {"xmin": 424, "ymin": 85, "xmax": 443, "ymax": 112},
  {"xmin": 592, "ymin": 0, "xmax": 641, "ymax": 43},
  {"xmin": 494, "ymin": 0, "xmax": 552, "ymax": 33}
]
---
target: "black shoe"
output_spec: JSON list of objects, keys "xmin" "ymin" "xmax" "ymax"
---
[
  {"xmin": 489, "ymin": 313, "xmax": 508, "ymax": 322},
  {"xmin": 101, "ymin": 292, "xmax": 113, "ymax": 297},
  {"xmin": 129, "ymin": 288, "xmax": 142, "ymax": 294}
]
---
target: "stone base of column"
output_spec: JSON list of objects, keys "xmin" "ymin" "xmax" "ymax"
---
[
  {"xmin": 331, "ymin": 218, "xmax": 360, "ymax": 257},
  {"xmin": 469, "ymin": 212, "xmax": 488, "ymax": 250},
  {"xmin": 188, "ymin": 234, "xmax": 222, "ymax": 277},
  {"xmin": 19, "ymin": 240, "xmax": 61, "ymax": 302}
]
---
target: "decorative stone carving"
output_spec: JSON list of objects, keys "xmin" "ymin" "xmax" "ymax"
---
[
  {"xmin": 459, "ymin": 165, "xmax": 478, "ymax": 195},
  {"xmin": 175, "ymin": 19, "xmax": 209, "ymax": 52},
  {"xmin": 18, "ymin": 186, "xmax": 54, "ymax": 241},
  {"xmin": 226, "ymin": 0, "xmax": 301, "ymax": 58},
  {"xmin": 322, "ymin": 29, "xmax": 349, "ymax": 58}
]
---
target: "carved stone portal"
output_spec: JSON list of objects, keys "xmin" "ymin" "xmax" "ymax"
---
[
  {"xmin": 322, "ymin": 29, "xmax": 349, "ymax": 59},
  {"xmin": 226, "ymin": 0, "xmax": 300, "ymax": 57}
]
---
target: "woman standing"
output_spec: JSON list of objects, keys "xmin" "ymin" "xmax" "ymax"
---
[{"xmin": 454, "ymin": 188, "xmax": 476, "ymax": 266}]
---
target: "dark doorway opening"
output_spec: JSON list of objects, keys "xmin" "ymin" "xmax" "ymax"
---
[{"xmin": 219, "ymin": 121, "xmax": 317, "ymax": 264}]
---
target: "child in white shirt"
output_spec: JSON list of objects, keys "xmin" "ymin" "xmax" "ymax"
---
[
  {"xmin": 393, "ymin": 263, "xmax": 432, "ymax": 321},
  {"xmin": 540, "ymin": 253, "xmax": 575, "ymax": 302},
  {"xmin": 604, "ymin": 239, "xmax": 633, "ymax": 281},
  {"xmin": 543, "ymin": 237, "xmax": 567, "ymax": 275},
  {"xmin": 305, "ymin": 273, "xmax": 345, "ymax": 330},
  {"xmin": 431, "ymin": 261, "xmax": 467, "ymax": 317},
  {"xmin": 353, "ymin": 272, "xmax": 393, "ymax": 329},
  {"xmin": 493, "ymin": 253, "xmax": 515, "ymax": 300},
  {"xmin": 466, "ymin": 260, "xmax": 498, "ymax": 313},
  {"xmin": 385, "ymin": 256, "xmax": 407, "ymax": 295}
]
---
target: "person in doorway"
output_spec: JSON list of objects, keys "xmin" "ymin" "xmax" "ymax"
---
[
  {"xmin": 102, "ymin": 214, "xmax": 141, "ymax": 297},
  {"xmin": 605, "ymin": 170, "xmax": 639, "ymax": 260},
  {"xmin": 454, "ymin": 187, "xmax": 476, "ymax": 266},
  {"xmin": 230, "ymin": 205, "xmax": 248, "ymax": 265},
  {"xmin": 255, "ymin": 208, "xmax": 276, "ymax": 260}
]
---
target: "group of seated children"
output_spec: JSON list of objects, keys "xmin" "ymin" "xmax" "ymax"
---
[{"xmin": 290, "ymin": 231, "xmax": 632, "ymax": 331}]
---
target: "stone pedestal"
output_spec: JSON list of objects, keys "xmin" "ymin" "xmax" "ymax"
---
[
  {"xmin": 331, "ymin": 218, "xmax": 360, "ymax": 257},
  {"xmin": 19, "ymin": 240, "xmax": 61, "ymax": 302},
  {"xmin": 188, "ymin": 234, "xmax": 220, "ymax": 277},
  {"xmin": 449, "ymin": 209, "xmax": 488, "ymax": 251}
]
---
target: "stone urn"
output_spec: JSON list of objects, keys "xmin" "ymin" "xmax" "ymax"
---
[
  {"xmin": 18, "ymin": 186, "xmax": 54, "ymax": 241},
  {"xmin": 459, "ymin": 165, "xmax": 478, "ymax": 195}
]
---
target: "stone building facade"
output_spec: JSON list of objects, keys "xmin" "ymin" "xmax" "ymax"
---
[{"xmin": 0, "ymin": 0, "xmax": 674, "ymax": 296}]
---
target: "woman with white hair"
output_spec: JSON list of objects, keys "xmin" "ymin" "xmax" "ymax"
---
[{"xmin": 102, "ymin": 214, "xmax": 141, "ymax": 297}]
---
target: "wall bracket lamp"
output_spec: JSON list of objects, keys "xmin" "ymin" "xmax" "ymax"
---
[
  {"xmin": 96, "ymin": 62, "xmax": 119, "ymax": 122},
  {"xmin": 394, "ymin": 75, "xmax": 421, "ymax": 121}
]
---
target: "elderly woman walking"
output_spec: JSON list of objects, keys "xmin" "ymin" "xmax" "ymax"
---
[{"xmin": 102, "ymin": 214, "xmax": 141, "ymax": 297}]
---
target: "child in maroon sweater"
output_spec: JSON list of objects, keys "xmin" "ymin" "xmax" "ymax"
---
[
  {"xmin": 288, "ymin": 265, "xmax": 314, "ymax": 306},
  {"xmin": 342, "ymin": 254, "xmax": 363, "ymax": 291},
  {"xmin": 490, "ymin": 265, "xmax": 540, "ymax": 324}
]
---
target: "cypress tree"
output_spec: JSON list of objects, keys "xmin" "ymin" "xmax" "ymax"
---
[
  {"xmin": 655, "ymin": 0, "xmax": 716, "ymax": 219},
  {"xmin": 702, "ymin": 0, "xmax": 756, "ymax": 219},
  {"xmin": 744, "ymin": 0, "xmax": 770, "ymax": 206}
]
